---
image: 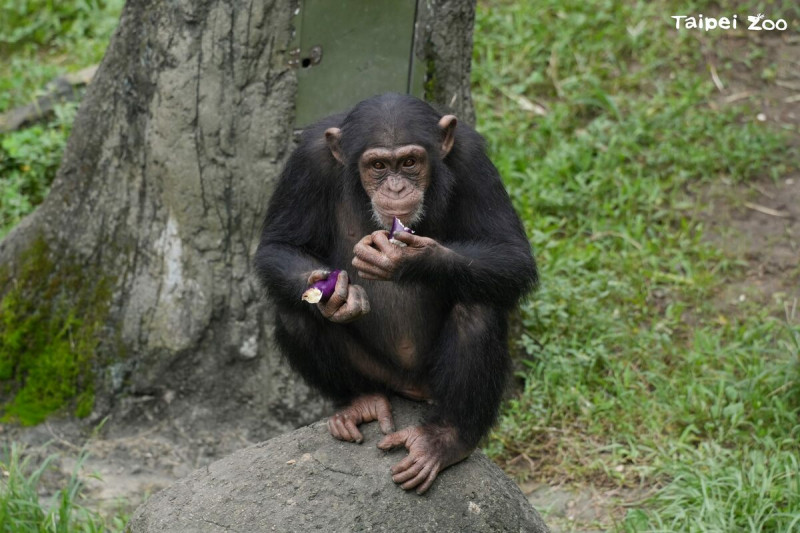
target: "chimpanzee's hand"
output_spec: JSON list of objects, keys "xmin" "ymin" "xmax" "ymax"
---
[
  {"xmin": 306, "ymin": 269, "xmax": 370, "ymax": 323},
  {"xmin": 352, "ymin": 230, "xmax": 442, "ymax": 281}
]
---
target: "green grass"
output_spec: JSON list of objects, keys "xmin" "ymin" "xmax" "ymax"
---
[
  {"xmin": 473, "ymin": 0, "xmax": 800, "ymax": 530},
  {"xmin": 0, "ymin": 0, "xmax": 124, "ymax": 111},
  {"xmin": 0, "ymin": 103, "xmax": 77, "ymax": 237},
  {"xmin": 0, "ymin": 0, "xmax": 123, "ymax": 237},
  {"xmin": 0, "ymin": 443, "xmax": 128, "ymax": 532}
]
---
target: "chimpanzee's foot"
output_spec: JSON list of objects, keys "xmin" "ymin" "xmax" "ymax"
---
[
  {"xmin": 327, "ymin": 393, "xmax": 395, "ymax": 444},
  {"xmin": 377, "ymin": 424, "xmax": 471, "ymax": 494}
]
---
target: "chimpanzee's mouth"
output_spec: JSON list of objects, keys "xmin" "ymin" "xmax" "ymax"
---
[{"xmin": 373, "ymin": 208, "xmax": 422, "ymax": 231}]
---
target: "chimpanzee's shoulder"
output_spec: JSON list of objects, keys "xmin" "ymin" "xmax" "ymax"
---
[{"xmin": 447, "ymin": 125, "xmax": 500, "ymax": 183}]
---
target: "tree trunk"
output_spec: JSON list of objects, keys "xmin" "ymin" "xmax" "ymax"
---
[{"xmin": 0, "ymin": 0, "xmax": 476, "ymax": 439}]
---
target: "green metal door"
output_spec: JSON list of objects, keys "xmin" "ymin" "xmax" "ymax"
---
[{"xmin": 289, "ymin": 0, "xmax": 424, "ymax": 128}]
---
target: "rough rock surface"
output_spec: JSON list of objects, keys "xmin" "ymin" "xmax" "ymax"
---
[{"xmin": 128, "ymin": 399, "xmax": 549, "ymax": 533}]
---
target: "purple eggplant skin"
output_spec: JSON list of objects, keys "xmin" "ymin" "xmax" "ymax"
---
[
  {"xmin": 388, "ymin": 217, "xmax": 415, "ymax": 245},
  {"xmin": 302, "ymin": 269, "xmax": 342, "ymax": 304}
]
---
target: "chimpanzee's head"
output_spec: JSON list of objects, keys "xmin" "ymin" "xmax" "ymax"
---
[{"xmin": 324, "ymin": 94, "xmax": 457, "ymax": 229}]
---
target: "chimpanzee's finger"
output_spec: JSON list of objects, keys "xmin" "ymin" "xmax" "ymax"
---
[
  {"xmin": 377, "ymin": 427, "xmax": 412, "ymax": 451},
  {"xmin": 401, "ymin": 463, "xmax": 434, "ymax": 490},
  {"xmin": 354, "ymin": 238, "xmax": 393, "ymax": 271},
  {"xmin": 334, "ymin": 269, "xmax": 349, "ymax": 296},
  {"xmin": 392, "ymin": 459, "xmax": 424, "ymax": 483},
  {"xmin": 342, "ymin": 416, "xmax": 363, "ymax": 443},
  {"xmin": 354, "ymin": 286, "xmax": 371, "ymax": 314},
  {"xmin": 329, "ymin": 416, "xmax": 349, "ymax": 441},
  {"xmin": 326, "ymin": 418, "xmax": 338, "ymax": 438},
  {"xmin": 356, "ymin": 233, "xmax": 374, "ymax": 247},
  {"xmin": 372, "ymin": 396, "xmax": 394, "ymax": 434},
  {"xmin": 371, "ymin": 231, "xmax": 403, "ymax": 256},
  {"xmin": 351, "ymin": 286, "xmax": 370, "ymax": 316},
  {"xmin": 392, "ymin": 231, "xmax": 425, "ymax": 248},
  {"xmin": 353, "ymin": 233, "xmax": 376, "ymax": 254},
  {"xmin": 343, "ymin": 287, "xmax": 369, "ymax": 321},
  {"xmin": 351, "ymin": 257, "xmax": 391, "ymax": 279},
  {"xmin": 351, "ymin": 255, "xmax": 383, "ymax": 273},
  {"xmin": 319, "ymin": 270, "xmax": 349, "ymax": 316},
  {"xmin": 330, "ymin": 304, "xmax": 356, "ymax": 323},
  {"xmin": 390, "ymin": 453, "xmax": 418, "ymax": 475},
  {"xmin": 416, "ymin": 467, "xmax": 440, "ymax": 494},
  {"xmin": 330, "ymin": 287, "xmax": 368, "ymax": 323},
  {"xmin": 307, "ymin": 269, "xmax": 331, "ymax": 285}
]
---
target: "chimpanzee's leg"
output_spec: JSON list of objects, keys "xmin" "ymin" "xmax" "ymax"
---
[
  {"xmin": 378, "ymin": 302, "xmax": 509, "ymax": 493},
  {"xmin": 275, "ymin": 307, "xmax": 395, "ymax": 443}
]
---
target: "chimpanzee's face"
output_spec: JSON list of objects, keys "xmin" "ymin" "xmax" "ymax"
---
[
  {"xmin": 324, "ymin": 113, "xmax": 457, "ymax": 230},
  {"xmin": 357, "ymin": 144, "xmax": 430, "ymax": 229}
]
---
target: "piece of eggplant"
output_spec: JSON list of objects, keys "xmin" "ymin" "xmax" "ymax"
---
[
  {"xmin": 302, "ymin": 269, "xmax": 342, "ymax": 304},
  {"xmin": 388, "ymin": 217, "xmax": 415, "ymax": 246}
]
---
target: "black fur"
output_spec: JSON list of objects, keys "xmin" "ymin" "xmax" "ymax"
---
[{"xmin": 255, "ymin": 93, "xmax": 537, "ymax": 448}]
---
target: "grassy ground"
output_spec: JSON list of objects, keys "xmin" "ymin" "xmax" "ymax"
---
[
  {"xmin": 0, "ymin": 443, "xmax": 128, "ymax": 532},
  {"xmin": 0, "ymin": 0, "xmax": 123, "ymax": 237},
  {"xmin": 473, "ymin": 0, "xmax": 799, "ymax": 530},
  {"xmin": 1, "ymin": 0, "xmax": 799, "ymax": 531}
]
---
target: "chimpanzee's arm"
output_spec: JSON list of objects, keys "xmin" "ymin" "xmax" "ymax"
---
[
  {"xmin": 255, "ymin": 243, "xmax": 326, "ymax": 308},
  {"xmin": 422, "ymin": 238, "xmax": 536, "ymax": 308},
  {"xmin": 397, "ymin": 179, "xmax": 536, "ymax": 309},
  {"xmin": 254, "ymin": 127, "xmax": 339, "ymax": 309}
]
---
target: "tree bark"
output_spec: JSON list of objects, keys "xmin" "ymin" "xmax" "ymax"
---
[
  {"xmin": 417, "ymin": 0, "xmax": 477, "ymax": 125},
  {"xmin": 0, "ymin": 0, "xmax": 476, "ymax": 438}
]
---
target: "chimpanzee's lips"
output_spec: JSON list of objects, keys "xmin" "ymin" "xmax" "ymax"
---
[
  {"xmin": 382, "ymin": 209, "xmax": 412, "ymax": 218},
  {"xmin": 375, "ymin": 203, "xmax": 414, "ymax": 219},
  {"xmin": 377, "ymin": 209, "xmax": 415, "ymax": 225}
]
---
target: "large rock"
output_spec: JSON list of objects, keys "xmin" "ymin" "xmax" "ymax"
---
[{"xmin": 128, "ymin": 399, "xmax": 549, "ymax": 532}]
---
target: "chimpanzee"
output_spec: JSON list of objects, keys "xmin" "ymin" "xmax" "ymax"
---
[{"xmin": 255, "ymin": 93, "xmax": 536, "ymax": 494}]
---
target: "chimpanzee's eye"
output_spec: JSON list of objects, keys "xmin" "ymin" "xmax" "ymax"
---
[
  {"xmin": 402, "ymin": 158, "xmax": 416, "ymax": 168},
  {"xmin": 372, "ymin": 161, "xmax": 385, "ymax": 170}
]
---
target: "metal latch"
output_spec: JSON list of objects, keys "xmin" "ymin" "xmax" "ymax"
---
[{"xmin": 287, "ymin": 45, "xmax": 323, "ymax": 69}]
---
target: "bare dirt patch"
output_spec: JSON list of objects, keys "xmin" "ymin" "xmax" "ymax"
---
[
  {"xmin": 699, "ymin": 30, "xmax": 799, "ymax": 311},
  {"xmin": 1, "ymin": 417, "xmax": 260, "ymax": 519},
  {"xmin": 521, "ymin": 482, "xmax": 649, "ymax": 533},
  {"xmin": 698, "ymin": 174, "xmax": 799, "ymax": 312}
]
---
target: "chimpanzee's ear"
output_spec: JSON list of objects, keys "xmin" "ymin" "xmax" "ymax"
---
[
  {"xmin": 325, "ymin": 127, "xmax": 344, "ymax": 165},
  {"xmin": 438, "ymin": 115, "xmax": 457, "ymax": 158}
]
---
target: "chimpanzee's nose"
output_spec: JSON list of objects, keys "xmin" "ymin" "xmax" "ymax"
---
[{"xmin": 386, "ymin": 176, "xmax": 408, "ymax": 196}]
